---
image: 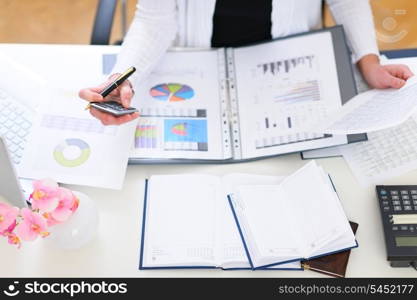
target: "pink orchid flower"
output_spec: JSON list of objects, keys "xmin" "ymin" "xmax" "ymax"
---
[
  {"xmin": 0, "ymin": 202, "xmax": 19, "ymax": 234},
  {"xmin": 49, "ymin": 188, "xmax": 79, "ymax": 223},
  {"xmin": 6, "ymin": 232, "xmax": 21, "ymax": 248},
  {"xmin": 42, "ymin": 212, "xmax": 60, "ymax": 227},
  {"xmin": 30, "ymin": 178, "xmax": 60, "ymax": 213},
  {"xmin": 15, "ymin": 208, "xmax": 49, "ymax": 241}
]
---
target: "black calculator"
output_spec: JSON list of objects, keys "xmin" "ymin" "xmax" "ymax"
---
[
  {"xmin": 90, "ymin": 101, "xmax": 138, "ymax": 116},
  {"xmin": 376, "ymin": 185, "xmax": 417, "ymax": 268}
]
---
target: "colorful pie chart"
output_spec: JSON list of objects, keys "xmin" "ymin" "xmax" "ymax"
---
[
  {"xmin": 150, "ymin": 83, "xmax": 194, "ymax": 102},
  {"xmin": 53, "ymin": 138, "xmax": 91, "ymax": 167},
  {"xmin": 171, "ymin": 123, "xmax": 188, "ymax": 136}
]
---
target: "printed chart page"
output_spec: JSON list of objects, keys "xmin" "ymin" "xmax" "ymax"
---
[
  {"xmin": 130, "ymin": 50, "xmax": 230, "ymax": 160},
  {"xmin": 18, "ymin": 49, "xmax": 136, "ymax": 189},
  {"xmin": 232, "ymin": 31, "xmax": 347, "ymax": 159}
]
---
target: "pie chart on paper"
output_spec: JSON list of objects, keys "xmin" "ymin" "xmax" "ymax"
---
[
  {"xmin": 171, "ymin": 123, "xmax": 188, "ymax": 136},
  {"xmin": 149, "ymin": 83, "xmax": 195, "ymax": 102},
  {"xmin": 53, "ymin": 138, "xmax": 91, "ymax": 168}
]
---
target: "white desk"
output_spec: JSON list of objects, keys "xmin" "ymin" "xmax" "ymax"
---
[{"xmin": 1, "ymin": 44, "xmax": 417, "ymax": 278}]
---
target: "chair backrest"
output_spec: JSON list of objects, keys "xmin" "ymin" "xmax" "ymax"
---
[{"xmin": 91, "ymin": 0, "xmax": 118, "ymax": 45}]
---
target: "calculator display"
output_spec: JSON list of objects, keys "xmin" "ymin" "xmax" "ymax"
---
[{"xmin": 395, "ymin": 236, "xmax": 417, "ymax": 247}]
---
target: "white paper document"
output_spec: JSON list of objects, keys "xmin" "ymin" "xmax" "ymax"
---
[
  {"xmin": 311, "ymin": 75, "xmax": 417, "ymax": 135},
  {"xmin": 339, "ymin": 117, "xmax": 417, "ymax": 186},
  {"xmin": 232, "ymin": 31, "xmax": 348, "ymax": 158},
  {"xmin": 141, "ymin": 173, "xmax": 301, "ymax": 270},
  {"xmin": 16, "ymin": 54, "xmax": 136, "ymax": 189},
  {"xmin": 130, "ymin": 50, "xmax": 230, "ymax": 160}
]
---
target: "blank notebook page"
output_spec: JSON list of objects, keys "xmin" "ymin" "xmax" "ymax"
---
[
  {"xmin": 217, "ymin": 174, "xmax": 285, "ymax": 266},
  {"xmin": 143, "ymin": 175, "xmax": 221, "ymax": 267},
  {"xmin": 279, "ymin": 162, "xmax": 354, "ymax": 257},
  {"xmin": 235, "ymin": 185, "xmax": 302, "ymax": 265}
]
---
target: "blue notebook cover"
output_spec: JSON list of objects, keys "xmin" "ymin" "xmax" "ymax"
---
[{"xmin": 139, "ymin": 179, "xmax": 302, "ymax": 271}]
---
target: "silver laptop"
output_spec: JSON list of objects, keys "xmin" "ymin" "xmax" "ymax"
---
[{"xmin": 0, "ymin": 136, "xmax": 28, "ymax": 207}]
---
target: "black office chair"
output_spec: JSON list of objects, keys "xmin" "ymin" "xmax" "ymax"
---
[{"xmin": 91, "ymin": 0, "xmax": 128, "ymax": 45}]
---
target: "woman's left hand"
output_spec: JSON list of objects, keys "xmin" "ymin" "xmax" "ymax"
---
[{"xmin": 358, "ymin": 54, "xmax": 414, "ymax": 89}]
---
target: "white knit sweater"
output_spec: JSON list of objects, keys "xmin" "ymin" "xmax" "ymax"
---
[{"xmin": 113, "ymin": 0, "xmax": 379, "ymax": 84}]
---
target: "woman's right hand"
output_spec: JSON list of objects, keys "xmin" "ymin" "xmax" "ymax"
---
[{"xmin": 78, "ymin": 73, "xmax": 139, "ymax": 125}]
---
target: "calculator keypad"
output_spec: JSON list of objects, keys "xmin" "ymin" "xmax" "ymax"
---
[
  {"xmin": 102, "ymin": 102, "xmax": 126, "ymax": 111},
  {"xmin": 379, "ymin": 187, "xmax": 417, "ymax": 214},
  {"xmin": 94, "ymin": 101, "xmax": 136, "ymax": 112}
]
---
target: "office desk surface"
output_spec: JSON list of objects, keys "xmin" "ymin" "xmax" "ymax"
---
[
  {"xmin": 2, "ymin": 154, "xmax": 417, "ymax": 278},
  {"xmin": 1, "ymin": 44, "xmax": 416, "ymax": 278}
]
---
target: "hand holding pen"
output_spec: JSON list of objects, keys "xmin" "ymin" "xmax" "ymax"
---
[{"xmin": 79, "ymin": 67, "xmax": 139, "ymax": 126}]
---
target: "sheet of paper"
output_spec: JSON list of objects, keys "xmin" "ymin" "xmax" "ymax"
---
[
  {"xmin": 234, "ymin": 184, "xmax": 302, "ymax": 267},
  {"xmin": 17, "ymin": 52, "xmax": 135, "ymax": 189},
  {"xmin": 278, "ymin": 162, "xmax": 355, "ymax": 258},
  {"xmin": 18, "ymin": 93, "xmax": 136, "ymax": 189},
  {"xmin": 339, "ymin": 117, "xmax": 417, "ymax": 187},
  {"xmin": 310, "ymin": 56, "xmax": 417, "ymax": 135},
  {"xmin": 143, "ymin": 175, "xmax": 221, "ymax": 267},
  {"xmin": 313, "ymin": 77, "xmax": 417, "ymax": 134},
  {"xmin": 130, "ymin": 50, "xmax": 230, "ymax": 160},
  {"xmin": 218, "ymin": 174, "xmax": 300, "ymax": 269},
  {"xmin": 232, "ymin": 31, "xmax": 348, "ymax": 159}
]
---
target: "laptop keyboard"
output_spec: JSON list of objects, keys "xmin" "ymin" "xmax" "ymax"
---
[{"xmin": 0, "ymin": 89, "xmax": 33, "ymax": 165}]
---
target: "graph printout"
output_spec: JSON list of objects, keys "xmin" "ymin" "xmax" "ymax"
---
[
  {"xmin": 19, "ymin": 82, "xmax": 135, "ymax": 189},
  {"xmin": 131, "ymin": 50, "xmax": 230, "ymax": 160},
  {"xmin": 232, "ymin": 31, "xmax": 347, "ymax": 159}
]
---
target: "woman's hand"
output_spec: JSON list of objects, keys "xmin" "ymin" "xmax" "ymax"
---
[
  {"xmin": 358, "ymin": 54, "xmax": 414, "ymax": 89},
  {"xmin": 78, "ymin": 73, "xmax": 139, "ymax": 125}
]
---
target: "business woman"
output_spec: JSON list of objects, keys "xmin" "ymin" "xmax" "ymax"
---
[{"xmin": 79, "ymin": 0, "xmax": 413, "ymax": 125}]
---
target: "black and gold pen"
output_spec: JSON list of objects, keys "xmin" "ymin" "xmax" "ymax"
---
[{"xmin": 85, "ymin": 66, "xmax": 136, "ymax": 110}]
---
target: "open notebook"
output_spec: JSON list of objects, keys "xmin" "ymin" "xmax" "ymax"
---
[
  {"xmin": 128, "ymin": 26, "xmax": 365, "ymax": 164},
  {"xmin": 228, "ymin": 161, "xmax": 357, "ymax": 269},
  {"xmin": 140, "ymin": 173, "xmax": 302, "ymax": 270}
]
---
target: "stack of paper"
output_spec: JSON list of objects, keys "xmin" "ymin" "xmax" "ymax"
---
[
  {"xmin": 228, "ymin": 161, "xmax": 357, "ymax": 269},
  {"xmin": 140, "ymin": 161, "xmax": 357, "ymax": 270}
]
